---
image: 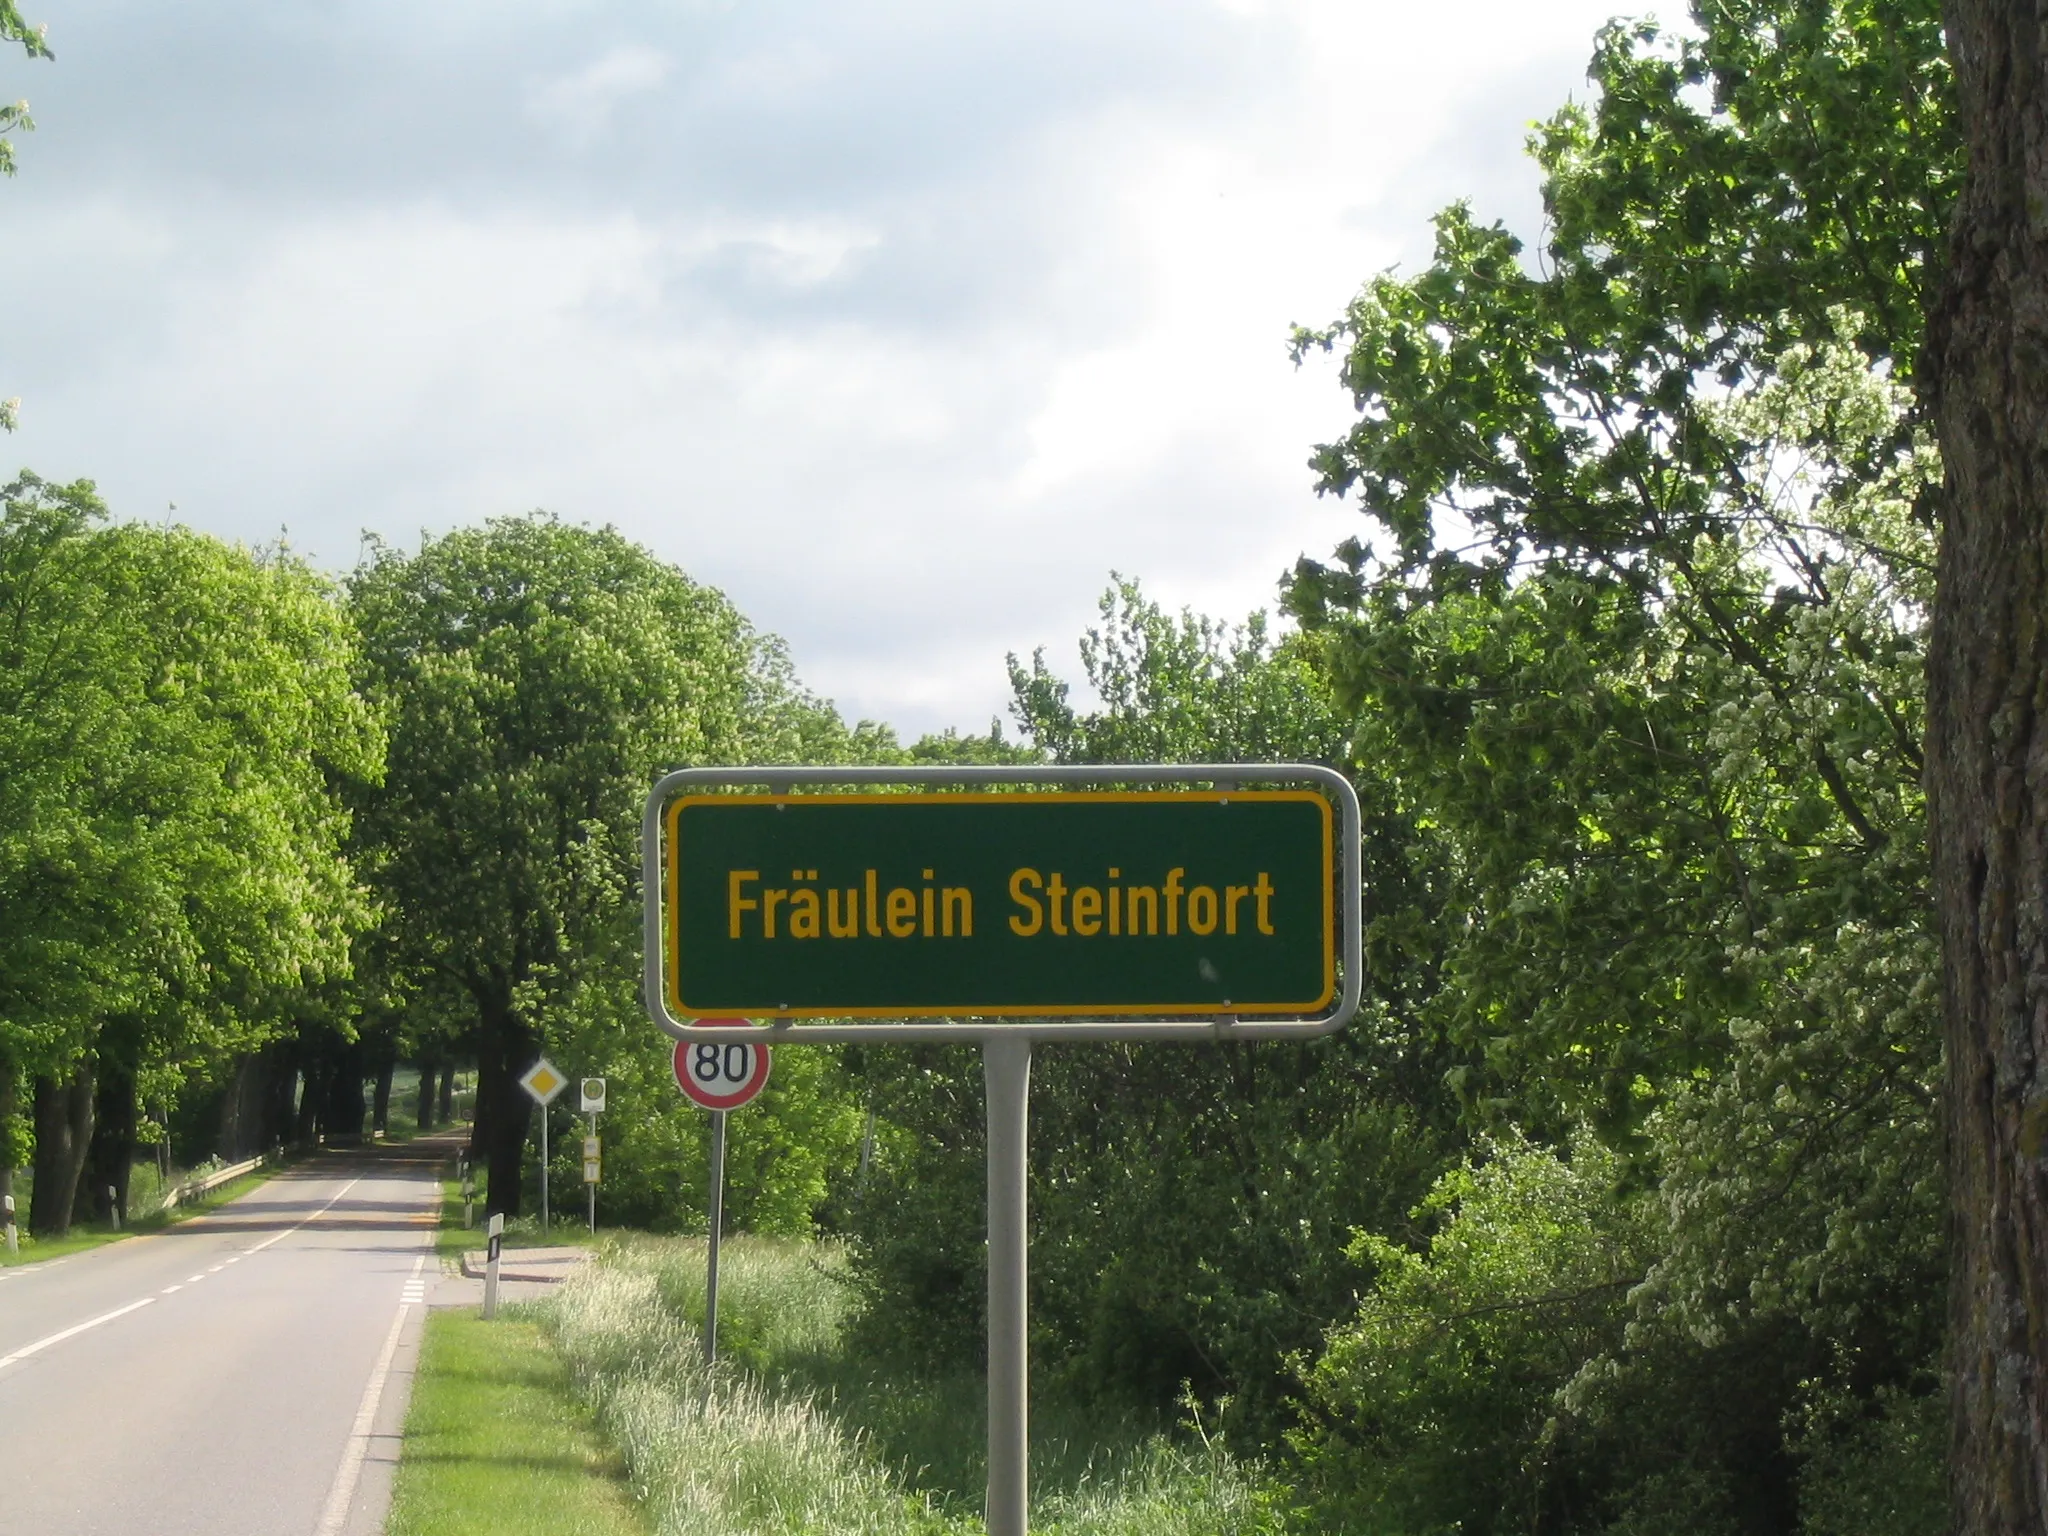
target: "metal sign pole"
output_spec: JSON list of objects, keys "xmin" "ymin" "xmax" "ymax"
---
[
  {"xmin": 539, "ymin": 1106, "xmax": 550, "ymax": 1233},
  {"xmin": 704, "ymin": 1109, "xmax": 728, "ymax": 1367},
  {"xmin": 588, "ymin": 1112, "xmax": 598, "ymax": 1235},
  {"xmin": 642, "ymin": 763, "xmax": 1363, "ymax": 1534},
  {"xmin": 984, "ymin": 1035, "xmax": 1031, "ymax": 1536}
]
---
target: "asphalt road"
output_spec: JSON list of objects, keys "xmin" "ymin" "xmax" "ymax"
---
[{"xmin": 0, "ymin": 1139, "xmax": 448, "ymax": 1536}]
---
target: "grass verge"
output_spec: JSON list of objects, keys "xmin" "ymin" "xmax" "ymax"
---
[
  {"xmin": 542, "ymin": 1235, "xmax": 1289, "ymax": 1536},
  {"xmin": 433, "ymin": 1174, "xmax": 595, "ymax": 1261},
  {"xmin": 387, "ymin": 1312, "xmax": 647, "ymax": 1536},
  {"xmin": 0, "ymin": 1164, "xmax": 280, "ymax": 1268}
]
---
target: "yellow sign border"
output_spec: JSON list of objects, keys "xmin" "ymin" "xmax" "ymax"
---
[{"xmin": 662, "ymin": 788, "xmax": 1336, "ymax": 1020}]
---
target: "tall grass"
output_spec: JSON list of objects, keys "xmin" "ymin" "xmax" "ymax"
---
[
  {"xmin": 539, "ymin": 1235, "xmax": 1287, "ymax": 1536},
  {"xmin": 544, "ymin": 1238, "xmax": 950, "ymax": 1535}
]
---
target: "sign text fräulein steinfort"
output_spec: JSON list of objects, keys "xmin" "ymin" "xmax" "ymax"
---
[{"xmin": 664, "ymin": 791, "xmax": 1334, "ymax": 1019}]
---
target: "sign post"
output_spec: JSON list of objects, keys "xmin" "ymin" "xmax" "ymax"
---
[
  {"xmin": 644, "ymin": 765, "xmax": 1360, "ymax": 1536},
  {"xmin": 580, "ymin": 1078, "xmax": 606, "ymax": 1234},
  {"xmin": 519, "ymin": 1059, "xmax": 568, "ymax": 1232},
  {"xmin": 673, "ymin": 1022, "xmax": 771, "ymax": 1366}
]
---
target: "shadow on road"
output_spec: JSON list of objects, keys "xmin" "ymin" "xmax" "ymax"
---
[{"xmin": 156, "ymin": 1134, "xmax": 464, "ymax": 1238}]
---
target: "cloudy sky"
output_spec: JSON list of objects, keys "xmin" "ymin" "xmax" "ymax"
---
[{"xmin": 0, "ymin": 0, "xmax": 1638, "ymax": 738}]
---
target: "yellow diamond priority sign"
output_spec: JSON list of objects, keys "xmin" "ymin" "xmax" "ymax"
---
[{"xmin": 519, "ymin": 1058, "xmax": 568, "ymax": 1106}]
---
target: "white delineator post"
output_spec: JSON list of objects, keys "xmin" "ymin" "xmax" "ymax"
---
[
  {"xmin": 3, "ymin": 1193, "xmax": 15, "ymax": 1256},
  {"xmin": 984, "ymin": 1035, "xmax": 1032, "ymax": 1536},
  {"xmin": 483, "ymin": 1212, "xmax": 504, "ymax": 1320}
]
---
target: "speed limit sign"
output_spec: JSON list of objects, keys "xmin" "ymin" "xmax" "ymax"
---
[{"xmin": 672, "ymin": 1018, "xmax": 772, "ymax": 1110}]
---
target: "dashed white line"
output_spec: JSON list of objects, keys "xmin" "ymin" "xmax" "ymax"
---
[
  {"xmin": 0, "ymin": 1173, "xmax": 366, "ymax": 1376},
  {"xmin": 0, "ymin": 1298, "xmax": 156, "ymax": 1369},
  {"xmin": 242, "ymin": 1177, "xmax": 362, "ymax": 1256}
]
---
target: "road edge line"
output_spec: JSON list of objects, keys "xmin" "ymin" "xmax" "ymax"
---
[{"xmin": 314, "ymin": 1252, "xmax": 426, "ymax": 1536}]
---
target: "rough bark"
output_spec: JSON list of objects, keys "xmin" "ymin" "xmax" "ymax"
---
[
  {"xmin": 83, "ymin": 1061, "xmax": 137, "ymax": 1227},
  {"xmin": 472, "ymin": 983, "xmax": 535, "ymax": 1217},
  {"xmin": 218, "ymin": 1053, "xmax": 258, "ymax": 1160},
  {"xmin": 1928, "ymin": 1, "xmax": 2048, "ymax": 1525},
  {"xmin": 321, "ymin": 1041, "xmax": 367, "ymax": 1142},
  {"xmin": 217, "ymin": 1047, "xmax": 292, "ymax": 1161},
  {"xmin": 416, "ymin": 1063, "xmax": 438, "ymax": 1132},
  {"xmin": 439, "ymin": 1065, "xmax": 455, "ymax": 1124},
  {"xmin": 29, "ymin": 1064, "xmax": 94, "ymax": 1236},
  {"xmin": 0, "ymin": 1059, "xmax": 17, "ymax": 1215},
  {"xmin": 371, "ymin": 1057, "xmax": 394, "ymax": 1135},
  {"xmin": 294, "ymin": 1056, "xmax": 323, "ymax": 1145}
]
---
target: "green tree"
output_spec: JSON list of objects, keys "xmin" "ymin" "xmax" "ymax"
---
[
  {"xmin": 349, "ymin": 514, "xmax": 857, "ymax": 1215},
  {"xmin": 0, "ymin": 479, "xmax": 379, "ymax": 1231},
  {"xmin": 0, "ymin": 4, "xmax": 52, "ymax": 430},
  {"xmin": 1301, "ymin": 1134, "xmax": 1657, "ymax": 1536},
  {"xmin": 846, "ymin": 581, "xmax": 1460, "ymax": 1435},
  {"xmin": 1922, "ymin": 0, "xmax": 2048, "ymax": 1524},
  {"xmin": 1284, "ymin": 0, "xmax": 1953, "ymax": 1524}
]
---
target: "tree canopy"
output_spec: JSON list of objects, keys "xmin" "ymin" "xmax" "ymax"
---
[{"xmin": 0, "ymin": 475, "xmax": 379, "ymax": 1230}]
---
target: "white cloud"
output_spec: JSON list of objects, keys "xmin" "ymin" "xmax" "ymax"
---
[
  {"xmin": 527, "ymin": 44, "xmax": 674, "ymax": 145},
  {"xmin": 0, "ymin": 0, "xmax": 1633, "ymax": 738}
]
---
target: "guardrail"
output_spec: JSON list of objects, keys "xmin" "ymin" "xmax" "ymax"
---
[{"xmin": 158, "ymin": 1153, "xmax": 267, "ymax": 1213}]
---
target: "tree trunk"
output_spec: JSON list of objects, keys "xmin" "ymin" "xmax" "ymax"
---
[
  {"xmin": 371, "ymin": 1056, "xmax": 394, "ymax": 1135},
  {"xmin": 1927, "ymin": 2, "xmax": 2048, "ymax": 1524},
  {"xmin": 440, "ymin": 1065, "xmax": 455, "ymax": 1124},
  {"xmin": 322, "ymin": 1040, "xmax": 367, "ymax": 1143},
  {"xmin": 416, "ymin": 1063, "xmax": 438, "ymax": 1132},
  {"xmin": 29, "ymin": 1064, "xmax": 94, "ymax": 1236},
  {"xmin": 259, "ymin": 1041, "xmax": 297, "ymax": 1150},
  {"xmin": 0, "ymin": 1058, "xmax": 18, "ymax": 1215},
  {"xmin": 218, "ymin": 1053, "xmax": 259, "ymax": 1161},
  {"xmin": 472, "ymin": 985, "xmax": 535, "ymax": 1217},
  {"xmin": 217, "ymin": 1046, "xmax": 291, "ymax": 1161},
  {"xmin": 83, "ymin": 1060, "xmax": 137, "ymax": 1227},
  {"xmin": 294, "ymin": 1057, "xmax": 323, "ymax": 1145}
]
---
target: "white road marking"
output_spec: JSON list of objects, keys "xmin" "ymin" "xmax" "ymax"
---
[
  {"xmin": 244, "ymin": 1177, "xmax": 362, "ymax": 1256},
  {"xmin": 0, "ymin": 1173, "xmax": 366, "ymax": 1376},
  {"xmin": 161, "ymin": 1284, "xmax": 183, "ymax": 1294},
  {"xmin": 0, "ymin": 1298, "xmax": 156, "ymax": 1369},
  {"xmin": 313, "ymin": 1253, "xmax": 428, "ymax": 1536}
]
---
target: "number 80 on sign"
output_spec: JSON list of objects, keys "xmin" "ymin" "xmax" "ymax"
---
[{"xmin": 672, "ymin": 1019, "xmax": 772, "ymax": 1110}]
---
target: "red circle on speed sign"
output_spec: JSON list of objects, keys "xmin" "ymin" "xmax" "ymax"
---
[{"xmin": 672, "ymin": 1018, "xmax": 772, "ymax": 1110}]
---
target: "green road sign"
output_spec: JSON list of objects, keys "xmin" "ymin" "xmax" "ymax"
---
[{"xmin": 661, "ymin": 790, "xmax": 1334, "ymax": 1018}]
